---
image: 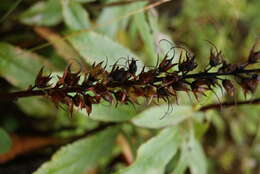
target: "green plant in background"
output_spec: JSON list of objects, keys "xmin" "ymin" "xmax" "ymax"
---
[{"xmin": 0, "ymin": 0, "xmax": 259, "ymax": 174}]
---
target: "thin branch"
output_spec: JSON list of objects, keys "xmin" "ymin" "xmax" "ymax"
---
[{"xmin": 199, "ymin": 98, "xmax": 260, "ymax": 111}]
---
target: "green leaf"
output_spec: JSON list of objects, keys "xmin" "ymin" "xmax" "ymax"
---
[
  {"xmin": 0, "ymin": 42, "xmax": 51, "ymax": 88},
  {"xmin": 34, "ymin": 126, "xmax": 119, "ymax": 174},
  {"xmin": 68, "ymin": 32, "xmax": 141, "ymax": 66},
  {"xmin": 171, "ymin": 144, "xmax": 188, "ymax": 174},
  {"xmin": 19, "ymin": 0, "xmax": 62, "ymax": 26},
  {"xmin": 132, "ymin": 105, "xmax": 204, "ymax": 129},
  {"xmin": 187, "ymin": 134, "xmax": 207, "ymax": 174},
  {"xmin": 0, "ymin": 128, "xmax": 12, "ymax": 154},
  {"xmin": 117, "ymin": 127, "xmax": 181, "ymax": 174},
  {"xmin": 62, "ymin": 0, "xmax": 91, "ymax": 30},
  {"xmin": 17, "ymin": 98, "xmax": 57, "ymax": 118},
  {"xmin": 171, "ymin": 132, "xmax": 207, "ymax": 174},
  {"xmin": 74, "ymin": 0, "xmax": 95, "ymax": 3},
  {"xmin": 133, "ymin": 2, "xmax": 157, "ymax": 65},
  {"xmin": 80, "ymin": 103, "xmax": 139, "ymax": 122},
  {"xmin": 97, "ymin": 0, "xmax": 137, "ymax": 37}
]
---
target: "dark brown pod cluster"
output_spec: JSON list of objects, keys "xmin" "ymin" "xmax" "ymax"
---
[{"xmin": 30, "ymin": 43, "xmax": 260, "ymax": 115}]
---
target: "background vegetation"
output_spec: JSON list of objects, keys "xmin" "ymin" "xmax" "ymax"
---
[{"xmin": 0, "ymin": 0, "xmax": 259, "ymax": 174}]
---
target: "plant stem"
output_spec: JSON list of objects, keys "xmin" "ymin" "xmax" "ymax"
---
[
  {"xmin": 199, "ymin": 98, "xmax": 260, "ymax": 111},
  {"xmin": 1, "ymin": 68, "xmax": 259, "ymax": 100}
]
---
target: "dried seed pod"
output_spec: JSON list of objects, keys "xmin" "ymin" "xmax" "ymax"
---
[
  {"xmin": 73, "ymin": 94, "xmax": 85, "ymax": 109},
  {"xmin": 158, "ymin": 54, "xmax": 177, "ymax": 73},
  {"xmin": 178, "ymin": 52, "xmax": 197, "ymax": 73},
  {"xmin": 218, "ymin": 61, "xmax": 238, "ymax": 73},
  {"xmin": 92, "ymin": 84, "xmax": 114, "ymax": 103},
  {"xmin": 206, "ymin": 41, "xmax": 223, "ymax": 67},
  {"xmin": 57, "ymin": 64, "xmax": 80, "ymax": 87},
  {"xmin": 35, "ymin": 67, "xmax": 52, "ymax": 88},
  {"xmin": 109, "ymin": 67, "xmax": 129, "ymax": 83},
  {"xmin": 191, "ymin": 80, "xmax": 209, "ymax": 100},
  {"xmin": 89, "ymin": 62, "xmax": 108, "ymax": 81},
  {"xmin": 239, "ymin": 75, "xmax": 259, "ymax": 95},
  {"xmin": 222, "ymin": 79, "xmax": 235, "ymax": 96},
  {"xmin": 209, "ymin": 48, "xmax": 222, "ymax": 67},
  {"xmin": 64, "ymin": 96, "xmax": 74, "ymax": 116},
  {"xmin": 248, "ymin": 44, "xmax": 260, "ymax": 64},
  {"xmin": 162, "ymin": 72, "xmax": 179, "ymax": 87},
  {"xmin": 83, "ymin": 94, "xmax": 93, "ymax": 116},
  {"xmin": 172, "ymin": 81, "xmax": 190, "ymax": 92},
  {"xmin": 127, "ymin": 58, "xmax": 138, "ymax": 75},
  {"xmin": 48, "ymin": 90, "xmax": 66, "ymax": 107},
  {"xmin": 138, "ymin": 68, "xmax": 157, "ymax": 85}
]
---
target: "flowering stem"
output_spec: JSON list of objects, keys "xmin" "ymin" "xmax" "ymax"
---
[
  {"xmin": 199, "ymin": 98, "xmax": 260, "ymax": 111},
  {"xmin": 1, "ymin": 68, "xmax": 259, "ymax": 104}
]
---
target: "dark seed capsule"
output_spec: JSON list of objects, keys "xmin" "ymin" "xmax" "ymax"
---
[
  {"xmin": 222, "ymin": 79, "xmax": 235, "ymax": 96},
  {"xmin": 35, "ymin": 67, "xmax": 52, "ymax": 88},
  {"xmin": 128, "ymin": 58, "xmax": 137, "ymax": 75}
]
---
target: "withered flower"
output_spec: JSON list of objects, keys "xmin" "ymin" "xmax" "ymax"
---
[
  {"xmin": 248, "ymin": 44, "xmax": 260, "ymax": 64},
  {"xmin": 222, "ymin": 79, "xmax": 235, "ymax": 96},
  {"xmin": 178, "ymin": 52, "xmax": 197, "ymax": 73},
  {"xmin": 35, "ymin": 67, "xmax": 52, "ymax": 88},
  {"xmin": 239, "ymin": 75, "xmax": 259, "ymax": 96},
  {"xmin": 57, "ymin": 64, "xmax": 80, "ymax": 87}
]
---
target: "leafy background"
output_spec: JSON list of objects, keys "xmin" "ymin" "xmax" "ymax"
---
[{"xmin": 0, "ymin": 0, "xmax": 259, "ymax": 174}]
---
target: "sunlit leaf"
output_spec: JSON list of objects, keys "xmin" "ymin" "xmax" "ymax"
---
[
  {"xmin": 80, "ymin": 103, "xmax": 139, "ymax": 122},
  {"xmin": 117, "ymin": 127, "xmax": 181, "ymax": 174},
  {"xmin": 187, "ymin": 134, "xmax": 207, "ymax": 174},
  {"xmin": 19, "ymin": 0, "xmax": 62, "ymax": 26},
  {"xmin": 133, "ymin": 2, "xmax": 157, "ymax": 64},
  {"xmin": 34, "ymin": 126, "xmax": 119, "ymax": 174},
  {"xmin": 62, "ymin": 0, "xmax": 91, "ymax": 30},
  {"xmin": 97, "ymin": 0, "xmax": 138, "ymax": 38},
  {"xmin": 68, "ymin": 32, "xmax": 141, "ymax": 66},
  {"xmin": 0, "ymin": 42, "xmax": 51, "ymax": 88},
  {"xmin": 132, "ymin": 105, "xmax": 204, "ymax": 128}
]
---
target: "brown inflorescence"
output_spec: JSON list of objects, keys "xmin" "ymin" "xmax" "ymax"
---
[{"xmin": 1, "ymin": 43, "xmax": 260, "ymax": 115}]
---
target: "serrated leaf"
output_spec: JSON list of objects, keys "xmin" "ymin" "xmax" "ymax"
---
[
  {"xmin": 0, "ymin": 42, "xmax": 51, "ymax": 88},
  {"xmin": 19, "ymin": 0, "xmax": 62, "ymax": 26},
  {"xmin": 34, "ymin": 126, "xmax": 119, "ymax": 174},
  {"xmin": 117, "ymin": 127, "xmax": 181, "ymax": 174},
  {"xmin": 0, "ymin": 128, "xmax": 12, "ymax": 155},
  {"xmin": 132, "ymin": 105, "xmax": 204, "ymax": 129},
  {"xmin": 62, "ymin": 0, "xmax": 91, "ymax": 30},
  {"xmin": 68, "ymin": 32, "xmax": 142, "ymax": 66}
]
